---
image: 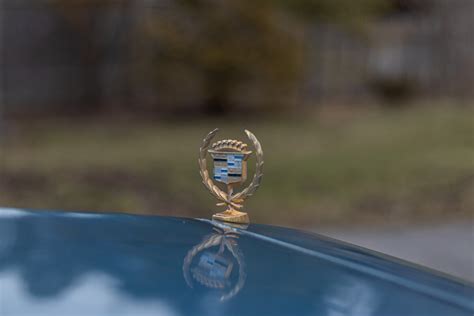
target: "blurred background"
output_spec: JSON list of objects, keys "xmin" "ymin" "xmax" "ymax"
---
[{"xmin": 0, "ymin": 0, "xmax": 472, "ymax": 279}]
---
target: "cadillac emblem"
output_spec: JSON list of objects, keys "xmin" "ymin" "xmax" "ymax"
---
[{"xmin": 199, "ymin": 129, "xmax": 264, "ymax": 224}]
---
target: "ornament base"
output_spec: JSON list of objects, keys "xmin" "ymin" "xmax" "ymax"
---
[{"xmin": 212, "ymin": 209, "xmax": 249, "ymax": 224}]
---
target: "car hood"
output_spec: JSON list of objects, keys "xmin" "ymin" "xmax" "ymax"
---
[{"xmin": 0, "ymin": 208, "xmax": 472, "ymax": 316}]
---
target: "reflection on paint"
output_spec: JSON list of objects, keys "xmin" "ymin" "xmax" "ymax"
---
[
  {"xmin": 323, "ymin": 278, "xmax": 378, "ymax": 316},
  {"xmin": 183, "ymin": 225, "xmax": 246, "ymax": 302},
  {"xmin": 1, "ymin": 272, "xmax": 178, "ymax": 316}
]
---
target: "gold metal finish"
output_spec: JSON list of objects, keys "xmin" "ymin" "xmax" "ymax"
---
[{"xmin": 199, "ymin": 129, "xmax": 264, "ymax": 224}]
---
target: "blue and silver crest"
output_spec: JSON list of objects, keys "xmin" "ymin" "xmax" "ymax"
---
[
  {"xmin": 208, "ymin": 139, "xmax": 251, "ymax": 185},
  {"xmin": 212, "ymin": 153, "xmax": 245, "ymax": 184}
]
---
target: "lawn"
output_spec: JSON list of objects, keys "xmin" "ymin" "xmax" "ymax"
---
[{"xmin": 1, "ymin": 103, "xmax": 473, "ymax": 228}]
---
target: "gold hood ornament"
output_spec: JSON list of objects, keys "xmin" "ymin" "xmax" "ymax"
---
[{"xmin": 199, "ymin": 129, "xmax": 264, "ymax": 224}]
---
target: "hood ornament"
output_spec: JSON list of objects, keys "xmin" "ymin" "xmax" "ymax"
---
[{"xmin": 199, "ymin": 129, "xmax": 264, "ymax": 224}]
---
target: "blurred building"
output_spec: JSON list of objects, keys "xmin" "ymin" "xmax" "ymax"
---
[
  {"xmin": 1, "ymin": 0, "xmax": 473, "ymax": 114},
  {"xmin": 306, "ymin": 0, "xmax": 474, "ymax": 101},
  {"xmin": 1, "ymin": 0, "xmax": 135, "ymax": 114}
]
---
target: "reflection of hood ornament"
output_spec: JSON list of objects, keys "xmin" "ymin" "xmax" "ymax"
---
[
  {"xmin": 199, "ymin": 129, "xmax": 264, "ymax": 224},
  {"xmin": 183, "ymin": 225, "xmax": 246, "ymax": 301}
]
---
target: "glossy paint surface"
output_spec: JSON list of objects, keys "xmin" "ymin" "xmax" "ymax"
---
[{"xmin": 0, "ymin": 208, "xmax": 472, "ymax": 316}]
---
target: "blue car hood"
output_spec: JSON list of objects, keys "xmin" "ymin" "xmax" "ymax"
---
[{"xmin": 0, "ymin": 208, "xmax": 472, "ymax": 316}]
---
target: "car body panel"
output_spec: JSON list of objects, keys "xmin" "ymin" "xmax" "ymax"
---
[{"xmin": 0, "ymin": 208, "xmax": 472, "ymax": 316}]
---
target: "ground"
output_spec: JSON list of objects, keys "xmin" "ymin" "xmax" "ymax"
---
[{"xmin": 320, "ymin": 222, "xmax": 474, "ymax": 282}]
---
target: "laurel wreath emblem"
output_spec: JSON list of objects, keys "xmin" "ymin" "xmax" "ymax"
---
[{"xmin": 198, "ymin": 128, "xmax": 264, "ymax": 210}]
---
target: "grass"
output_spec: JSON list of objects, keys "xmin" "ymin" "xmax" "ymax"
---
[{"xmin": 1, "ymin": 103, "xmax": 473, "ymax": 228}]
